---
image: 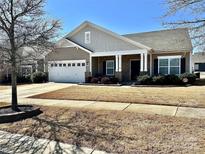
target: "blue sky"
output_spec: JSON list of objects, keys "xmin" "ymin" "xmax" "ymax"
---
[{"xmin": 45, "ymin": 0, "xmax": 169, "ymax": 36}]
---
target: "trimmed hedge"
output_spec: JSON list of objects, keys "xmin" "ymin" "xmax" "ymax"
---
[
  {"xmin": 17, "ymin": 75, "xmax": 32, "ymax": 83},
  {"xmin": 152, "ymin": 75, "xmax": 165, "ymax": 85},
  {"xmin": 101, "ymin": 77, "xmax": 110, "ymax": 84},
  {"xmin": 31, "ymin": 72, "xmax": 48, "ymax": 83},
  {"xmin": 137, "ymin": 75, "xmax": 152, "ymax": 85},
  {"xmin": 90, "ymin": 77, "xmax": 99, "ymax": 83},
  {"xmin": 179, "ymin": 73, "xmax": 196, "ymax": 84},
  {"xmin": 137, "ymin": 73, "xmax": 196, "ymax": 85},
  {"xmin": 89, "ymin": 76, "xmax": 119, "ymax": 84}
]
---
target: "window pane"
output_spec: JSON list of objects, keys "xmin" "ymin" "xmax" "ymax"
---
[
  {"xmin": 68, "ymin": 63, "xmax": 71, "ymax": 67},
  {"xmin": 107, "ymin": 61, "xmax": 114, "ymax": 67},
  {"xmin": 85, "ymin": 32, "xmax": 91, "ymax": 44},
  {"xmin": 159, "ymin": 67, "xmax": 168, "ymax": 75},
  {"xmin": 82, "ymin": 63, "xmax": 85, "ymax": 66},
  {"xmin": 77, "ymin": 63, "xmax": 81, "ymax": 66},
  {"xmin": 170, "ymin": 58, "xmax": 179, "ymax": 67},
  {"xmin": 194, "ymin": 64, "xmax": 199, "ymax": 70},
  {"xmin": 159, "ymin": 59, "xmax": 168, "ymax": 66},
  {"xmin": 107, "ymin": 69, "xmax": 114, "ymax": 75},
  {"xmin": 170, "ymin": 67, "xmax": 179, "ymax": 75}
]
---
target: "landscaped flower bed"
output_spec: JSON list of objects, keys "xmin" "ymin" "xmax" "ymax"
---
[
  {"xmin": 0, "ymin": 105, "xmax": 42, "ymax": 123},
  {"xmin": 136, "ymin": 73, "xmax": 196, "ymax": 85},
  {"xmin": 86, "ymin": 76, "xmax": 120, "ymax": 85}
]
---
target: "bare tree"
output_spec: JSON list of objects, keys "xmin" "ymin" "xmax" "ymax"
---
[
  {"xmin": 162, "ymin": 0, "xmax": 205, "ymax": 51},
  {"xmin": 0, "ymin": 0, "xmax": 61, "ymax": 111}
]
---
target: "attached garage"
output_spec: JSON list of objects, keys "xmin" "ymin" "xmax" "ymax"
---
[
  {"xmin": 48, "ymin": 60, "xmax": 86, "ymax": 83},
  {"xmin": 194, "ymin": 63, "xmax": 205, "ymax": 72}
]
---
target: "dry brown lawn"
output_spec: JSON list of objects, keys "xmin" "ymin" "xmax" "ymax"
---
[
  {"xmin": 0, "ymin": 85, "xmax": 10, "ymax": 90},
  {"xmin": 0, "ymin": 102, "xmax": 8, "ymax": 107},
  {"xmin": 0, "ymin": 106, "xmax": 205, "ymax": 153},
  {"xmin": 31, "ymin": 85, "xmax": 205, "ymax": 108}
]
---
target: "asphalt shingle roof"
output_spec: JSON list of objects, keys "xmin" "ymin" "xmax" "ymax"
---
[{"xmin": 123, "ymin": 28, "xmax": 193, "ymax": 52}]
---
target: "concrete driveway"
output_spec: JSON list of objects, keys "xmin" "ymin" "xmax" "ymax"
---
[{"xmin": 0, "ymin": 82, "xmax": 74, "ymax": 101}]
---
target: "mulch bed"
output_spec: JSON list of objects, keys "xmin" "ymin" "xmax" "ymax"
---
[
  {"xmin": 0, "ymin": 106, "xmax": 34, "ymax": 114},
  {"xmin": 0, "ymin": 105, "xmax": 42, "ymax": 123}
]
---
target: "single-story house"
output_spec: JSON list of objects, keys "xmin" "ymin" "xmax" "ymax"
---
[
  {"xmin": 45, "ymin": 21, "xmax": 193, "ymax": 83},
  {"xmin": 192, "ymin": 52, "xmax": 205, "ymax": 78},
  {"xmin": 0, "ymin": 47, "xmax": 46, "ymax": 83},
  {"xmin": 192, "ymin": 52, "xmax": 205, "ymax": 72}
]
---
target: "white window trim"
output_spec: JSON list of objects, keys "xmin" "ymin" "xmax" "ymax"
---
[
  {"xmin": 158, "ymin": 56, "xmax": 181, "ymax": 75},
  {"xmin": 106, "ymin": 60, "xmax": 114, "ymax": 76},
  {"xmin": 85, "ymin": 31, "xmax": 91, "ymax": 44},
  {"xmin": 158, "ymin": 55, "xmax": 181, "ymax": 59}
]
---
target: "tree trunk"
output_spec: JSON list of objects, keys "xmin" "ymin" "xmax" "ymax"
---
[{"xmin": 11, "ymin": 63, "xmax": 19, "ymax": 111}]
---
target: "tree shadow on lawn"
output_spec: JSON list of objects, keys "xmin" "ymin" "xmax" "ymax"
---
[
  {"xmin": 0, "ymin": 108, "xmax": 133, "ymax": 153},
  {"xmin": 0, "ymin": 106, "xmax": 204, "ymax": 153}
]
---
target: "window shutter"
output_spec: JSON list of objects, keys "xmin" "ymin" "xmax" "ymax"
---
[
  {"xmin": 181, "ymin": 58, "xmax": 186, "ymax": 74},
  {"xmin": 154, "ymin": 59, "xmax": 158, "ymax": 75},
  {"xmin": 103, "ymin": 61, "xmax": 106, "ymax": 75}
]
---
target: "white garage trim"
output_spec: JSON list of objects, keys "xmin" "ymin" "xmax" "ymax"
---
[{"xmin": 48, "ymin": 60, "xmax": 86, "ymax": 64}]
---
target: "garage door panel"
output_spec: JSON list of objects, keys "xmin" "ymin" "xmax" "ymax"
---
[{"xmin": 48, "ymin": 60, "xmax": 86, "ymax": 83}]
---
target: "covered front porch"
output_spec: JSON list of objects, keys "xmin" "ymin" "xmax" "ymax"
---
[{"xmin": 90, "ymin": 50, "xmax": 151, "ymax": 82}]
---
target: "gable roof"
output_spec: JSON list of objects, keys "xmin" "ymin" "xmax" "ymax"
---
[
  {"xmin": 65, "ymin": 21, "xmax": 152, "ymax": 51},
  {"xmin": 123, "ymin": 28, "xmax": 193, "ymax": 52}
]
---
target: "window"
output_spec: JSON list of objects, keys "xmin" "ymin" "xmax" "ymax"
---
[
  {"xmin": 51, "ymin": 64, "xmax": 53, "ymax": 67},
  {"xmin": 82, "ymin": 63, "xmax": 85, "ymax": 66},
  {"xmin": 85, "ymin": 31, "xmax": 91, "ymax": 44},
  {"xmin": 63, "ymin": 64, "xmax": 66, "ymax": 67},
  {"xmin": 68, "ymin": 63, "xmax": 71, "ymax": 67},
  {"xmin": 159, "ymin": 59, "xmax": 168, "ymax": 75},
  {"xmin": 194, "ymin": 63, "xmax": 199, "ymax": 70},
  {"xmin": 54, "ymin": 63, "xmax": 57, "ymax": 67},
  {"xmin": 106, "ymin": 60, "xmax": 114, "ymax": 76},
  {"xmin": 158, "ymin": 56, "xmax": 181, "ymax": 75},
  {"xmin": 77, "ymin": 63, "xmax": 81, "ymax": 66},
  {"xmin": 72, "ymin": 63, "xmax": 75, "ymax": 67},
  {"xmin": 59, "ymin": 64, "xmax": 62, "ymax": 67}
]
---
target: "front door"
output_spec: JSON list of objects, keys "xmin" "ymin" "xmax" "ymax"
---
[{"xmin": 131, "ymin": 60, "xmax": 140, "ymax": 80}]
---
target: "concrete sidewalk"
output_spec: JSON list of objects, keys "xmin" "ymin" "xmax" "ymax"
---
[
  {"xmin": 2, "ymin": 97, "xmax": 205, "ymax": 119},
  {"xmin": 1, "ymin": 83, "xmax": 205, "ymax": 119},
  {"xmin": 0, "ymin": 130, "xmax": 108, "ymax": 154}
]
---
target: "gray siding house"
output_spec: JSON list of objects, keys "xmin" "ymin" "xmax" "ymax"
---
[
  {"xmin": 0, "ymin": 47, "xmax": 46, "ymax": 83},
  {"xmin": 46, "ymin": 21, "xmax": 193, "ymax": 83}
]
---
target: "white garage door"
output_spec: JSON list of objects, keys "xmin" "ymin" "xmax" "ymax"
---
[{"xmin": 48, "ymin": 60, "xmax": 86, "ymax": 83}]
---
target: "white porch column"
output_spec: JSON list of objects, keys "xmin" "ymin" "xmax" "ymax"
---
[
  {"xmin": 119, "ymin": 55, "xmax": 122, "ymax": 72},
  {"xmin": 190, "ymin": 52, "xmax": 192, "ymax": 73},
  {"xmin": 144, "ymin": 52, "xmax": 148, "ymax": 72},
  {"xmin": 115, "ymin": 55, "xmax": 119, "ymax": 72},
  {"xmin": 140, "ymin": 53, "xmax": 144, "ymax": 72},
  {"xmin": 150, "ymin": 53, "xmax": 152, "ymax": 75},
  {"xmin": 89, "ymin": 56, "xmax": 92, "ymax": 75}
]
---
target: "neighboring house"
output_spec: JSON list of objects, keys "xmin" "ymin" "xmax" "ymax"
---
[
  {"xmin": 192, "ymin": 52, "xmax": 205, "ymax": 72},
  {"xmin": 192, "ymin": 52, "xmax": 205, "ymax": 78},
  {"xmin": 45, "ymin": 21, "xmax": 193, "ymax": 83},
  {"xmin": 0, "ymin": 47, "xmax": 46, "ymax": 83}
]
